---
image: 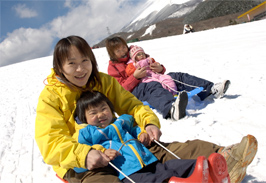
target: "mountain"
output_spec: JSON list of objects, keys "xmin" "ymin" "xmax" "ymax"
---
[
  {"xmin": 183, "ymin": 0, "xmax": 265, "ymax": 23},
  {"xmin": 94, "ymin": 0, "xmax": 264, "ymax": 47},
  {"xmin": 121, "ymin": 0, "xmax": 203, "ymax": 32}
]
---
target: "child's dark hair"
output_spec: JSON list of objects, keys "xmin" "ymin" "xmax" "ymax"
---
[
  {"xmin": 105, "ymin": 36, "xmax": 129, "ymax": 62},
  {"xmin": 75, "ymin": 91, "xmax": 115, "ymax": 124}
]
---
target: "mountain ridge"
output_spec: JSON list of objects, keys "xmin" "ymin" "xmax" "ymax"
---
[
  {"xmin": 121, "ymin": 0, "xmax": 203, "ymax": 32},
  {"xmin": 94, "ymin": 0, "xmax": 264, "ymax": 48}
]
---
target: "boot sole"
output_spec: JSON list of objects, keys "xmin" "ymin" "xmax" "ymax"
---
[
  {"xmin": 241, "ymin": 135, "xmax": 258, "ymax": 166},
  {"xmin": 221, "ymin": 80, "xmax": 231, "ymax": 98},
  {"xmin": 223, "ymin": 80, "xmax": 231, "ymax": 93},
  {"xmin": 178, "ymin": 91, "xmax": 188, "ymax": 120},
  {"xmin": 171, "ymin": 91, "xmax": 188, "ymax": 120},
  {"xmin": 229, "ymin": 135, "xmax": 258, "ymax": 183}
]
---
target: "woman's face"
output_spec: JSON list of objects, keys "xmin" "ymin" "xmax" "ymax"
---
[
  {"xmin": 61, "ymin": 46, "xmax": 92, "ymax": 87},
  {"xmin": 85, "ymin": 101, "xmax": 113, "ymax": 128},
  {"xmin": 114, "ymin": 45, "xmax": 128, "ymax": 59}
]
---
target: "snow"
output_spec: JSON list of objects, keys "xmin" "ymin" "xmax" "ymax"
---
[
  {"xmin": 132, "ymin": 0, "xmax": 192, "ymax": 23},
  {"xmin": 123, "ymin": 0, "xmax": 196, "ymax": 32},
  {"xmin": 0, "ymin": 19, "xmax": 266, "ymax": 183},
  {"xmin": 142, "ymin": 24, "xmax": 156, "ymax": 37}
]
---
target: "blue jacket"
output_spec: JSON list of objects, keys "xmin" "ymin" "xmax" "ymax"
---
[{"xmin": 74, "ymin": 114, "xmax": 158, "ymax": 180}]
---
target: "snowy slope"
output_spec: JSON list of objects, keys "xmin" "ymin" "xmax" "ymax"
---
[{"xmin": 0, "ymin": 20, "xmax": 266, "ymax": 183}]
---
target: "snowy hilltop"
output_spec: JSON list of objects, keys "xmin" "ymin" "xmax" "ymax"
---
[
  {"xmin": 121, "ymin": 0, "xmax": 202, "ymax": 32},
  {"xmin": 0, "ymin": 19, "xmax": 266, "ymax": 183}
]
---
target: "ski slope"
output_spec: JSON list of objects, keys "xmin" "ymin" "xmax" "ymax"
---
[{"xmin": 0, "ymin": 19, "xmax": 266, "ymax": 183}]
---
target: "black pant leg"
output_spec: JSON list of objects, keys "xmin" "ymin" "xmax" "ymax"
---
[
  {"xmin": 132, "ymin": 82, "xmax": 175, "ymax": 118},
  {"xmin": 123, "ymin": 159, "xmax": 196, "ymax": 183},
  {"xmin": 163, "ymin": 159, "xmax": 196, "ymax": 178},
  {"xmin": 168, "ymin": 72, "xmax": 214, "ymax": 100}
]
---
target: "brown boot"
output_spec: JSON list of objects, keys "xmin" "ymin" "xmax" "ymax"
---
[{"xmin": 218, "ymin": 135, "xmax": 258, "ymax": 183}]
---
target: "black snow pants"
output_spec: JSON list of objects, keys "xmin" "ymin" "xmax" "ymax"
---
[
  {"xmin": 123, "ymin": 159, "xmax": 196, "ymax": 183},
  {"xmin": 132, "ymin": 72, "xmax": 214, "ymax": 118}
]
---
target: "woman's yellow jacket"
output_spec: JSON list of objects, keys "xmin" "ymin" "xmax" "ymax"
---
[{"xmin": 35, "ymin": 69, "xmax": 160, "ymax": 178}]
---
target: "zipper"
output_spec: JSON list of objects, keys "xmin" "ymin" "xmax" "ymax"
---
[{"xmin": 111, "ymin": 123, "xmax": 145, "ymax": 167}]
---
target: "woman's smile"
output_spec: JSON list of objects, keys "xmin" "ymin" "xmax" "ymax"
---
[{"xmin": 75, "ymin": 73, "xmax": 87, "ymax": 79}]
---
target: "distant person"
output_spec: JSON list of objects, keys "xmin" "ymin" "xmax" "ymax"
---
[
  {"xmin": 126, "ymin": 45, "xmax": 178, "ymax": 95},
  {"xmin": 183, "ymin": 24, "xmax": 194, "ymax": 34},
  {"xmin": 74, "ymin": 91, "xmax": 230, "ymax": 183},
  {"xmin": 106, "ymin": 36, "xmax": 230, "ymax": 121}
]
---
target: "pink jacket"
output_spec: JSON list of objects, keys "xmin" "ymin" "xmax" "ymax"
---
[{"xmin": 132, "ymin": 57, "xmax": 177, "ymax": 95}]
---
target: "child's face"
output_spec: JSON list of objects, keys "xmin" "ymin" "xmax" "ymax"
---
[
  {"xmin": 135, "ymin": 52, "xmax": 146, "ymax": 61},
  {"xmin": 85, "ymin": 101, "xmax": 113, "ymax": 128},
  {"xmin": 114, "ymin": 45, "xmax": 128, "ymax": 59},
  {"xmin": 61, "ymin": 46, "xmax": 92, "ymax": 87}
]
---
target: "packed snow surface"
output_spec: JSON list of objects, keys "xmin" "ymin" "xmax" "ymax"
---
[{"xmin": 0, "ymin": 20, "xmax": 266, "ymax": 182}]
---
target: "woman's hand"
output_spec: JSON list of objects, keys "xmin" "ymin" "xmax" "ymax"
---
[
  {"xmin": 139, "ymin": 132, "xmax": 151, "ymax": 147},
  {"xmin": 104, "ymin": 149, "xmax": 121, "ymax": 161},
  {"xmin": 133, "ymin": 67, "xmax": 147, "ymax": 79},
  {"xmin": 145, "ymin": 124, "xmax": 162, "ymax": 142},
  {"xmin": 85, "ymin": 149, "xmax": 110, "ymax": 170},
  {"xmin": 150, "ymin": 62, "xmax": 163, "ymax": 73}
]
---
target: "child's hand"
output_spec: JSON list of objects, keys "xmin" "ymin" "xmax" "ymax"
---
[
  {"xmin": 133, "ymin": 67, "xmax": 147, "ymax": 79},
  {"xmin": 139, "ymin": 132, "xmax": 151, "ymax": 147},
  {"xmin": 150, "ymin": 62, "xmax": 163, "ymax": 73},
  {"xmin": 104, "ymin": 149, "xmax": 121, "ymax": 160}
]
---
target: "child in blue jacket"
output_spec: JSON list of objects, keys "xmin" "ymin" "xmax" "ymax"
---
[{"xmin": 74, "ymin": 91, "xmax": 230, "ymax": 183}]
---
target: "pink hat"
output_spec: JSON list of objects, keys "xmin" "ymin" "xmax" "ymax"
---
[{"xmin": 129, "ymin": 45, "xmax": 145, "ymax": 61}]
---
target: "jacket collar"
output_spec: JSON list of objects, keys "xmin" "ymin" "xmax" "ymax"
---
[
  {"xmin": 117, "ymin": 53, "xmax": 130, "ymax": 63},
  {"xmin": 45, "ymin": 69, "xmax": 65, "ymax": 87}
]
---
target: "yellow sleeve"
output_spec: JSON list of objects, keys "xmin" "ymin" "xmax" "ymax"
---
[
  {"xmin": 35, "ymin": 89, "xmax": 91, "ymax": 170},
  {"xmin": 92, "ymin": 145, "xmax": 106, "ymax": 153}
]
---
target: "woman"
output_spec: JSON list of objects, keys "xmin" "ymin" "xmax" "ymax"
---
[{"xmin": 35, "ymin": 35, "xmax": 257, "ymax": 183}]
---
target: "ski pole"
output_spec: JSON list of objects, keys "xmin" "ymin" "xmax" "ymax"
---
[
  {"xmin": 109, "ymin": 162, "xmax": 135, "ymax": 183},
  {"xmin": 153, "ymin": 139, "xmax": 181, "ymax": 159}
]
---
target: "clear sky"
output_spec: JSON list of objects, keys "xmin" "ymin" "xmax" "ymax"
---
[{"xmin": 0, "ymin": 0, "xmax": 147, "ymax": 67}]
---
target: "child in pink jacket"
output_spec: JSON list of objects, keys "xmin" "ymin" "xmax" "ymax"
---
[{"xmin": 126, "ymin": 45, "xmax": 177, "ymax": 95}]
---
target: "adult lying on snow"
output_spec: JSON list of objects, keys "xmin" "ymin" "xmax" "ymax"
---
[{"xmin": 106, "ymin": 36, "xmax": 230, "ymax": 121}]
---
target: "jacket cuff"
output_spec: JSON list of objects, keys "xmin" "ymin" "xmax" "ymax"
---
[
  {"xmin": 137, "ymin": 129, "xmax": 147, "ymax": 140},
  {"xmin": 126, "ymin": 75, "xmax": 141, "ymax": 92},
  {"xmin": 160, "ymin": 65, "xmax": 166, "ymax": 74},
  {"xmin": 75, "ymin": 144, "xmax": 92, "ymax": 169}
]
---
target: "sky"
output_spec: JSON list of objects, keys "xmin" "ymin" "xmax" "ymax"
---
[
  {"xmin": 0, "ymin": 19, "xmax": 265, "ymax": 183},
  {"xmin": 0, "ymin": 0, "xmax": 149, "ymax": 67}
]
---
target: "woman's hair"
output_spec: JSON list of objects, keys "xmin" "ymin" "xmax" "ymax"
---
[
  {"xmin": 53, "ymin": 35, "xmax": 101, "ymax": 91},
  {"xmin": 75, "ymin": 91, "xmax": 115, "ymax": 124},
  {"xmin": 105, "ymin": 36, "xmax": 129, "ymax": 62}
]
